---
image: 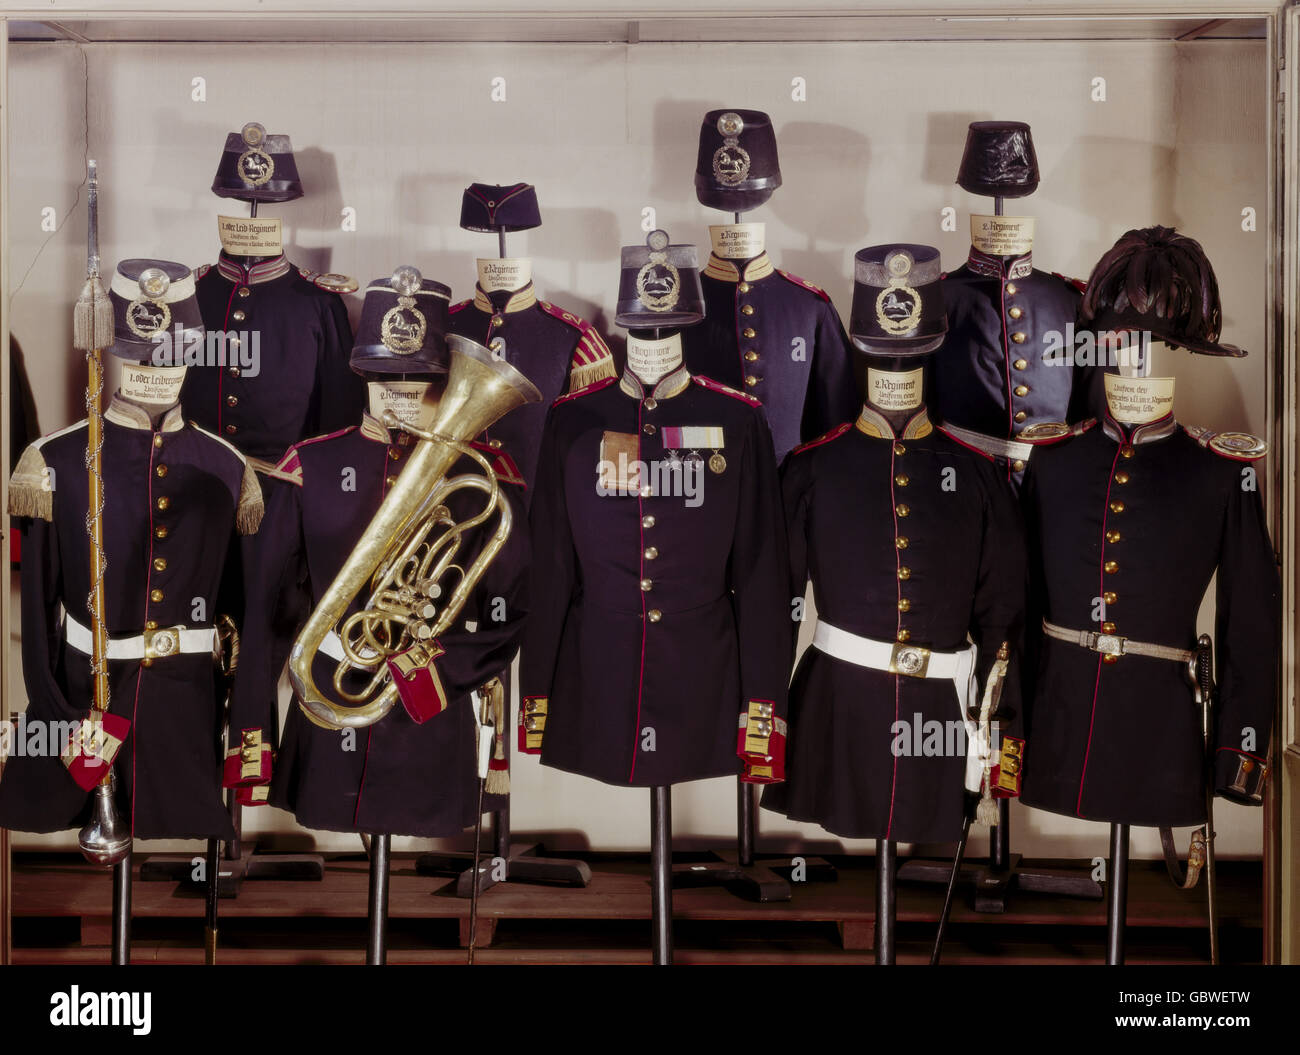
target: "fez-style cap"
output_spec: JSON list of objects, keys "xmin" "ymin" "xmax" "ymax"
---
[
  {"xmin": 956, "ymin": 121, "xmax": 1040, "ymax": 199},
  {"xmin": 615, "ymin": 229, "xmax": 705, "ymax": 329},
  {"xmin": 460, "ymin": 183, "xmax": 542, "ymax": 233},
  {"xmin": 695, "ymin": 109, "xmax": 783, "ymax": 212},
  {"xmin": 211, "ymin": 121, "xmax": 304, "ymax": 203},
  {"xmin": 849, "ymin": 244, "xmax": 947, "ymax": 355},
  {"xmin": 107, "ymin": 259, "xmax": 204, "ymax": 363},
  {"xmin": 1078, "ymin": 226, "xmax": 1245, "ymax": 358},
  {"xmin": 350, "ymin": 266, "xmax": 453, "ymax": 376}
]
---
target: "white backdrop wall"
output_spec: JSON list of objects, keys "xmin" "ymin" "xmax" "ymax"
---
[{"xmin": 4, "ymin": 38, "xmax": 1270, "ymax": 860}]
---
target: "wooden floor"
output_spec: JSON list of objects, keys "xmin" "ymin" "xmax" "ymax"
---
[{"xmin": 9, "ymin": 849, "xmax": 1261, "ymax": 965}]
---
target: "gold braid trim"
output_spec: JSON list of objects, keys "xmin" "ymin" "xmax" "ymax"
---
[
  {"xmin": 236, "ymin": 461, "xmax": 265, "ymax": 535},
  {"xmin": 8, "ymin": 444, "xmax": 53, "ymax": 521}
]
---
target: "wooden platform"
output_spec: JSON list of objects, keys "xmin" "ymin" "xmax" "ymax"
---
[{"xmin": 9, "ymin": 850, "xmax": 1262, "ymax": 965}]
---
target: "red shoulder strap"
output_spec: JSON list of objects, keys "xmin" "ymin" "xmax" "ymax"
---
[
  {"xmin": 692, "ymin": 374, "xmax": 763, "ymax": 407},
  {"xmin": 554, "ymin": 375, "xmax": 618, "ymax": 406},
  {"xmin": 469, "ymin": 441, "xmax": 526, "ymax": 485},
  {"xmin": 776, "ymin": 269, "xmax": 831, "ymax": 303},
  {"xmin": 790, "ymin": 422, "xmax": 852, "ymax": 456}
]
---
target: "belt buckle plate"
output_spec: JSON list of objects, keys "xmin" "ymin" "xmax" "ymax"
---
[
  {"xmin": 888, "ymin": 643, "xmax": 931, "ymax": 678},
  {"xmin": 143, "ymin": 625, "xmax": 181, "ymax": 660},
  {"xmin": 1091, "ymin": 633, "xmax": 1125, "ymax": 657}
]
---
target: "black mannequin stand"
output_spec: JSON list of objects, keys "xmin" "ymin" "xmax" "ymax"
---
[
  {"xmin": 366, "ymin": 833, "xmax": 391, "ymax": 965},
  {"xmin": 1106, "ymin": 822, "xmax": 1129, "ymax": 965},
  {"xmin": 112, "ymin": 854, "xmax": 132, "ymax": 965},
  {"xmin": 651, "ymin": 786, "xmax": 674, "ymax": 964},
  {"xmin": 875, "ymin": 839, "xmax": 896, "ymax": 965}
]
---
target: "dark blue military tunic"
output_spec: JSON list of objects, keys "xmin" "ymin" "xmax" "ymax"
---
[
  {"xmin": 1, "ymin": 397, "xmax": 261, "ymax": 839},
  {"xmin": 762, "ymin": 408, "xmax": 1026, "ymax": 842},
  {"xmin": 231, "ymin": 414, "xmax": 528, "ymax": 836},
  {"xmin": 448, "ymin": 283, "xmax": 614, "ymax": 495},
  {"xmin": 1020, "ymin": 412, "xmax": 1278, "ymax": 826},
  {"xmin": 520, "ymin": 368, "xmax": 791, "ymax": 787},
  {"xmin": 185, "ymin": 252, "xmax": 364, "ymax": 464},
  {"xmin": 682, "ymin": 253, "xmax": 860, "ymax": 464}
]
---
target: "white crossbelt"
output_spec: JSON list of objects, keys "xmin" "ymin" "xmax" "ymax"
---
[
  {"xmin": 811, "ymin": 620, "xmax": 988, "ymax": 793},
  {"xmin": 64, "ymin": 614, "xmax": 217, "ymax": 660},
  {"xmin": 939, "ymin": 422, "xmax": 1034, "ymax": 463}
]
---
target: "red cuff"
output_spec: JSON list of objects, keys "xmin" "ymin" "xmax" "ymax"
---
[
  {"xmin": 518, "ymin": 696, "xmax": 547, "ymax": 754},
  {"xmin": 737, "ymin": 701, "xmax": 786, "ymax": 784},
  {"xmin": 223, "ymin": 728, "xmax": 271, "ymax": 788},
  {"xmin": 61, "ymin": 712, "xmax": 132, "ymax": 792},
  {"xmin": 386, "ymin": 639, "xmax": 448, "ymax": 724},
  {"xmin": 991, "ymin": 736, "xmax": 1025, "ymax": 799}
]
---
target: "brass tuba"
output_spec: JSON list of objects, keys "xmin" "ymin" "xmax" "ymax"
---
[{"xmin": 289, "ymin": 334, "xmax": 540, "ymax": 730}]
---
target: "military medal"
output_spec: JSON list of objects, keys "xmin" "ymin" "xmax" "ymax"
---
[
  {"xmin": 662, "ymin": 426, "xmax": 724, "ymax": 474},
  {"xmin": 236, "ymin": 121, "xmax": 275, "ymax": 187},
  {"xmin": 712, "ymin": 112, "xmax": 751, "ymax": 187},
  {"xmin": 684, "ymin": 450, "xmax": 704, "ymax": 471},
  {"xmin": 380, "ymin": 265, "xmax": 428, "ymax": 355},
  {"xmin": 125, "ymin": 267, "xmax": 172, "ymax": 340},
  {"xmin": 875, "ymin": 249, "xmax": 923, "ymax": 336},
  {"xmin": 708, "ymin": 452, "xmax": 727, "ymax": 474},
  {"xmin": 666, "ymin": 449, "xmax": 683, "ymax": 472},
  {"xmin": 636, "ymin": 229, "xmax": 681, "ymax": 313}
]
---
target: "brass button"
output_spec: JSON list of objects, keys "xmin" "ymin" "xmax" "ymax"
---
[
  {"xmin": 741, "ymin": 304, "xmax": 755, "ymax": 316},
  {"xmin": 1014, "ymin": 385, "xmax": 1029, "ymax": 397},
  {"xmin": 156, "ymin": 496, "xmax": 170, "ymax": 511},
  {"xmin": 141, "ymin": 658, "xmax": 153, "ymax": 668},
  {"xmin": 895, "ymin": 474, "xmax": 909, "ymax": 486},
  {"xmin": 895, "ymin": 503, "xmax": 909, "ymax": 517},
  {"xmin": 647, "ymin": 609, "xmax": 662, "ymax": 623},
  {"xmin": 1110, "ymin": 500, "xmax": 1125, "ymax": 513},
  {"xmin": 489, "ymin": 438, "xmax": 503, "ymax": 449},
  {"xmin": 152, "ymin": 434, "xmax": 164, "ymax": 449},
  {"xmin": 1104, "ymin": 560, "xmax": 1118, "ymax": 574},
  {"xmin": 1103, "ymin": 654, "xmax": 1120, "ymax": 665},
  {"xmin": 1012, "ymin": 459, "xmax": 1026, "ymax": 472},
  {"xmin": 227, "ymin": 395, "xmax": 240, "ymax": 408},
  {"xmin": 155, "ymin": 464, "xmax": 168, "ymax": 478},
  {"xmin": 150, "ymin": 588, "xmax": 164, "ymax": 603},
  {"xmin": 227, "ymin": 335, "xmax": 241, "ymax": 348},
  {"xmin": 237, "ymin": 286, "xmax": 251, "ymax": 298},
  {"xmin": 1014, "ymin": 411, "xmax": 1027, "ymax": 423},
  {"xmin": 155, "ymin": 526, "xmax": 168, "ymax": 540},
  {"xmin": 389, "ymin": 447, "xmax": 401, "ymax": 460},
  {"xmin": 898, "ymin": 567, "xmax": 911, "ymax": 581},
  {"xmin": 228, "ymin": 367, "xmax": 241, "ymax": 377},
  {"xmin": 153, "ymin": 557, "xmax": 167, "ymax": 572},
  {"xmin": 744, "ymin": 375, "xmax": 758, "ymax": 387},
  {"xmin": 1013, "ymin": 358, "xmax": 1028, "ymax": 370},
  {"xmin": 1005, "ymin": 283, "xmax": 1018, "ymax": 295},
  {"xmin": 895, "ymin": 537, "xmax": 909, "ymax": 549},
  {"xmin": 1114, "ymin": 470, "xmax": 1130, "ymax": 484},
  {"xmin": 643, "ymin": 398, "xmax": 657, "ymax": 411},
  {"xmin": 232, "ymin": 310, "xmax": 246, "ymax": 322},
  {"xmin": 385, "ymin": 475, "xmax": 397, "ymax": 487},
  {"xmin": 896, "ymin": 629, "xmax": 911, "ymax": 643},
  {"xmin": 893, "ymin": 443, "xmax": 906, "ymax": 456},
  {"xmin": 642, "ymin": 515, "xmax": 656, "ymax": 529},
  {"xmin": 1008, "ymin": 306, "xmax": 1023, "ymax": 320},
  {"xmin": 145, "ymin": 621, "xmax": 158, "ymax": 630},
  {"xmin": 898, "ymin": 599, "xmax": 911, "ymax": 613},
  {"xmin": 225, "ymin": 424, "xmax": 238, "ymax": 434},
  {"xmin": 1011, "ymin": 332, "xmax": 1027, "ymax": 344},
  {"xmin": 492, "ymin": 316, "xmax": 504, "ymax": 328},
  {"xmin": 1106, "ymin": 530, "xmax": 1121, "ymax": 543},
  {"xmin": 738, "ymin": 282, "xmax": 750, "ymax": 293},
  {"xmin": 744, "ymin": 351, "xmax": 758, "ymax": 362},
  {"xmin": 1121, "ymin": 445, "xmax": 1135, "ymax": 459},
  {"xmin": 644, "ymin": 547, "xmax": 658, "ymax": 560},
  {"xmin": 1103, "ymin": 592, "xmax": 1117, "ymax": 604},
  {"xmin": 640, "ymin": 578, "xmax": 653, "ymax": 592},
  {"xmin": 742, "ymin": 327, "xmax": 756, "ymax": 339},
  {"xmin": 642, "ymin": 423, "xmax": 657, "ymax": 435},
  {"xmin": 1101, "ymin": 621, "xmax": 1117, "ymax": 633}
]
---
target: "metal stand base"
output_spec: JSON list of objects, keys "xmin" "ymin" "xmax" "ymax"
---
[
  {"xmin": 366, "ymin": 834, "xmax": 391, "ymax": 966},
  {"xmin": 1107, "ymin": 822, "xmax": 1130, "ymax": 966},
  {"xmin": 875, "ymin": 839, "xmax": 896, "ymax": 965},
  {"xmin": 651, "ymin": 785, "xmax": 673, "ymax": 965},
  {"xmin": 898, "ymin": 799, "xmax": 1103, "ymax": 911},
  {"xmin": 112, "ymin": 854, "xmax": 131, "ymax": 966}
]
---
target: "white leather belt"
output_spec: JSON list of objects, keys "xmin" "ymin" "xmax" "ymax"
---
[
  {"xmin": 940, "ymin": 422, "xmax": 1034, "ymax": 463},
  {"xmin": 1042, "ymin": 618, "xmax": 1194, "ymax": 663},
  {"xmin": 65, "ymin": 614, "xmax": 217, "ymax": 661},
  {"xmin": 812, "ymin": 621, "xmax": 987, "ymax": 792}
]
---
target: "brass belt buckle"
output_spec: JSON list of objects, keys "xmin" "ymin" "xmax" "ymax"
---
[
  {"xmin": 143, "ymin": 625, "xmax": 181, "ymax": 660},
  {"xmin": 888, "ymin": 643, "xmax": 931, "ymax": 678},
  {"xmin": 1090, "ymin": 633, "xmax": 1126, "ymax": 657}
]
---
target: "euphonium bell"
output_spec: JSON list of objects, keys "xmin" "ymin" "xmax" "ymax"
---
[
  {"xmin": 78, "ymin": 774, "xmax": 132, "ymax": 866},
  {"xmin": 290, "ymin": 334, "xmax": 541, "ymax": 730}
]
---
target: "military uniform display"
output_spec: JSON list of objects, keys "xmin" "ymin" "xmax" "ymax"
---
[
  {"xmin": 231, "ymin": 417, "xmax": 528, "ymax": 835},
  {"xmin": 683, "ymin": 253, "xmax": 860, "ymax": 464},
  {"xmin": 1019, "ymin": 412, "xmax": 1278, "ymax": 826},
  {"xmin": 1, "ymin": 395, "xmax": 262, "ymax": 839},
  {"xmin": 519, "ymin": 367, "xmax": 791, "ymax": 787},
  {"xmin": 448, "ymin": 283, "xmax": 614, "ymax": 490}
]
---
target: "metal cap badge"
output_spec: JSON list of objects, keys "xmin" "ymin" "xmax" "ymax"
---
[{"xmin": 350, "ymin": 266, "xmax": 453, "ymax": 376}]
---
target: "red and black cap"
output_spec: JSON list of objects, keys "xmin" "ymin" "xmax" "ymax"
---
[{"xmin": 460, "ymin": 183, "xmax": 541, "ymax": 233}]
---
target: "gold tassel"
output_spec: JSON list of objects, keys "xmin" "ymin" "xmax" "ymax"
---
[
  {"xmin": 8, "ymin": 444, "xmax": 54, "ymax": 521},
  {"xmin": 236, "ymin": 463, "xmax": 265, "ymax": 535},
  {"xmin": 484, "ymin": 677, "xmax": 509, "ymax": 795},
  {"xmin": 569, "ymin": 355, "xmax": 616, "ymax": 391},
  {"xmin": 976, "ymin": 786, "xmax": 999, "ymax": 827},
  {"xmin": 72, "ymin": 278, "xmax": 115, "ymax": 353}
]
